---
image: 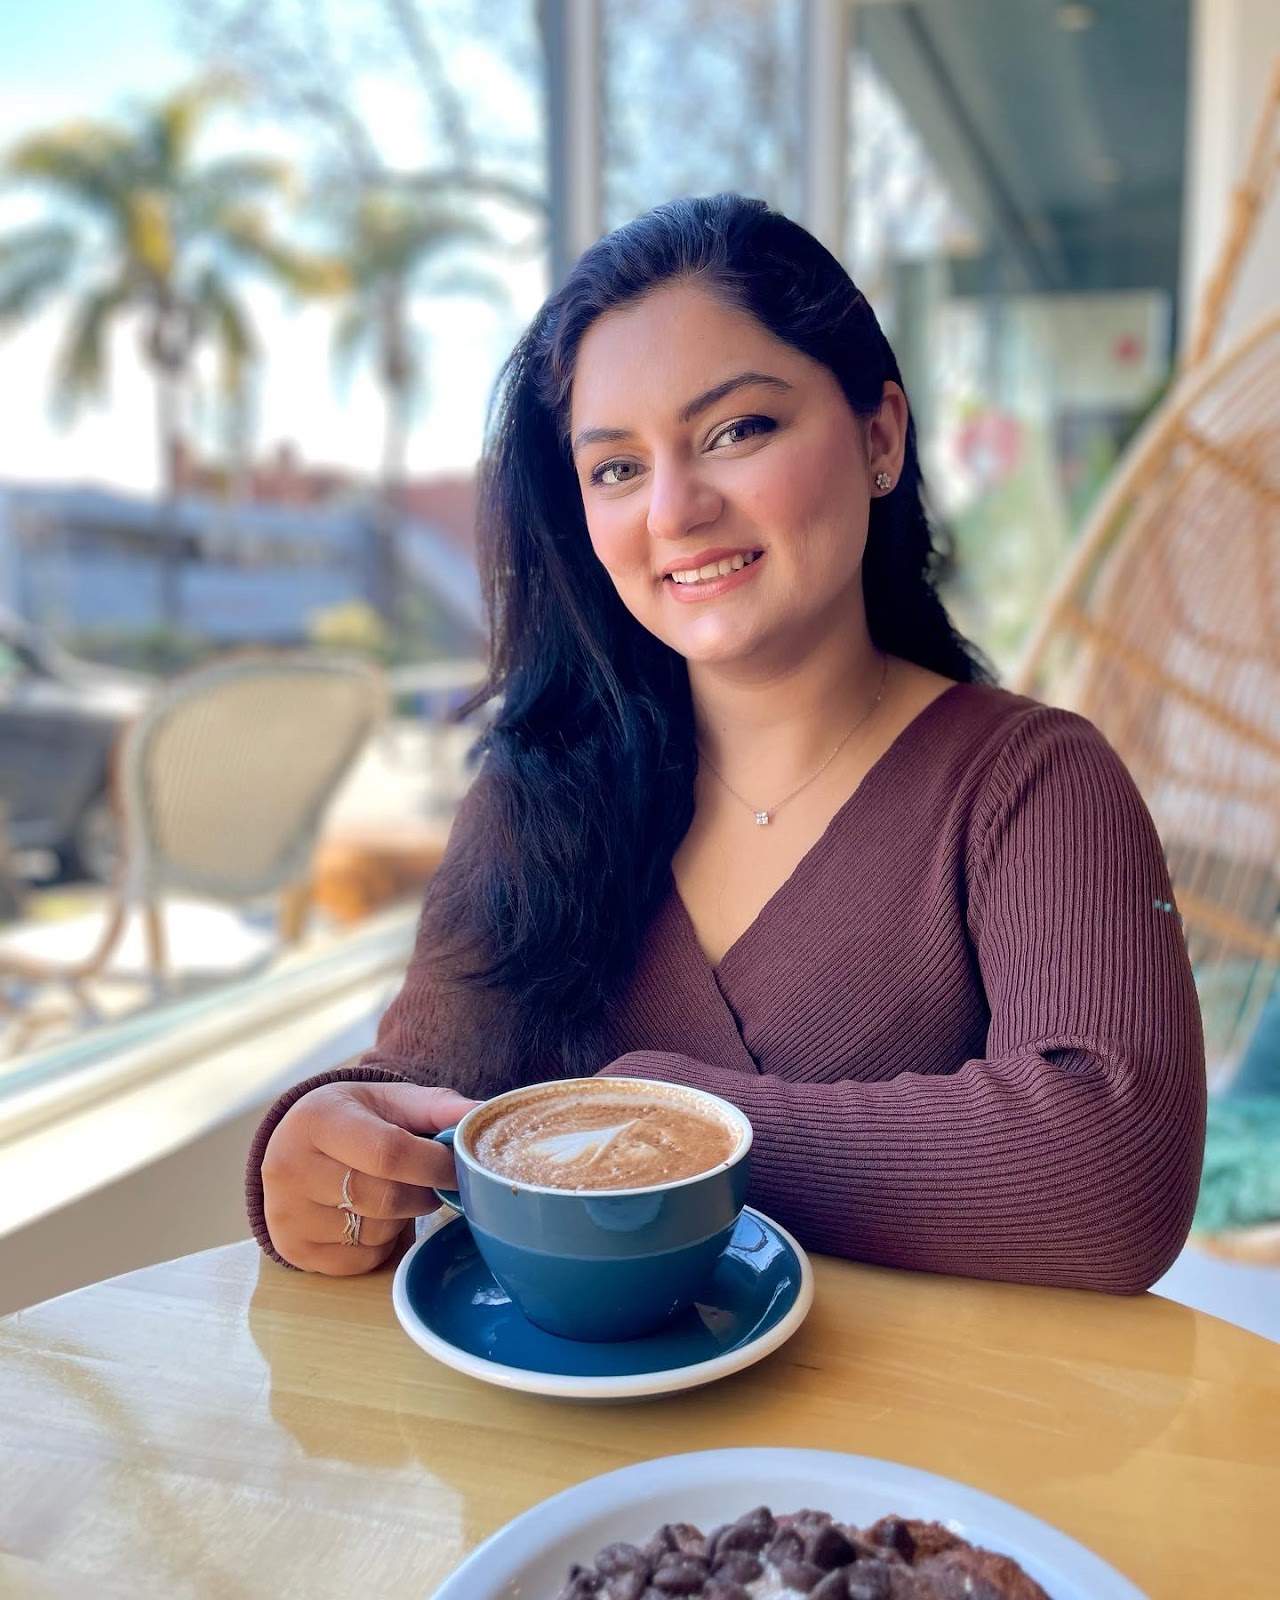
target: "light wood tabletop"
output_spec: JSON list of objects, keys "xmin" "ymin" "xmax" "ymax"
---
[{"xmin": 1, "ymin": 1238, "xmax": 1276, "ymax": 1599}]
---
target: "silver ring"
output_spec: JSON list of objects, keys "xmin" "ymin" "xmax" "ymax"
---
[{"xmin": 339, "ymin": 1167, "xmax": 362, "ymax": 1245}]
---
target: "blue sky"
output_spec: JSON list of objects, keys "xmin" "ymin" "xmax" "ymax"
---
[
  {"xmin": 0, "ymin": 0, "xmax": 536, "ymax": 492},
  {"xmin": 0, "ymin": 0, "xmax": 189, "ymax": 139}
]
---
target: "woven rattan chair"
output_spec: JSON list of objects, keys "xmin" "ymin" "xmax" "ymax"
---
[
  {"xmin": 0, "ymin": 653, "xmax": 386, "ymax": 1046},
  {"xmin": 1012, "ymin": 63, "xmax": 1280, "ymax": 1089}
]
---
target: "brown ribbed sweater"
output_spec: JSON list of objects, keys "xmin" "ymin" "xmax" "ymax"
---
[{"xmin": 247, "ymin": 684, "xmax": 1206, "ymax": 1291}]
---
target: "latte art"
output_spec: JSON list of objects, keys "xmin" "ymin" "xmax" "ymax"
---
[{"xmin": 467, "ymin": 1085, "xmax": 738, "ymax": 1190}]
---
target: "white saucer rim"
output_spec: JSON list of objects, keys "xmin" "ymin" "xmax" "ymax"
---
[
  {"xmin": 429, "ymin": 1447, "xmax": 1148, "ymax": 1600},
  {"xmin": 391, "ymin": 1204, "xmax": 814, "ymax": 1400}
]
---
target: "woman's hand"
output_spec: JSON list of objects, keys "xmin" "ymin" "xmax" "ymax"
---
[{"xmin": 261, "ymin": 1081, "xmax": 479, "ymax": 1274}]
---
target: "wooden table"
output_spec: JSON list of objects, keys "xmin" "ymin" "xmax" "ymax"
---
[{"xmin": 1, "ymin": 1242, "xmax": 1276, "ymax": 1598}]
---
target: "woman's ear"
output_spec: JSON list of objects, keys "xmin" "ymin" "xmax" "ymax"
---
[{"xmin": 867, "ymin": 381, "xmax": 909, "ymax": 495}]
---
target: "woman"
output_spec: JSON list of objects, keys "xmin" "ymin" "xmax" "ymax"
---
[{"xmin": 251, "ymin": 195, "xmax": 1205, "ymax": 1291}]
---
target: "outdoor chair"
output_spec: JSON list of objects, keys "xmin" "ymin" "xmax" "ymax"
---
[
  {"xmin": 1012, "ymin": 66, "xmax": 1279, "ymax": 1262},
  {"xmin": 1012, "ymin": 312, "xmax": 1279, "ymax": 1081},
  {"xmin": 1012, "ymin": 62, "xmax": 1279, "ymax": 1088},
  {"xmin": 0, "ymin": 652, "xmax": 386, "ymax": 1051}
]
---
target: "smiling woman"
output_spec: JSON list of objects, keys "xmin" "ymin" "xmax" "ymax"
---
[
  {"xmin": 568, "ymin": 288, "xmax": 908, "ymax": 676},
  {"xmin": 246, "ymin": 195, "xmax": 1205, "ymax": 1295}
]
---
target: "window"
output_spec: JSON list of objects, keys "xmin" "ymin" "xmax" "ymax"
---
[{"xmin": 847, "ymin": 0, "xmax": 1189, "ymax": 668}]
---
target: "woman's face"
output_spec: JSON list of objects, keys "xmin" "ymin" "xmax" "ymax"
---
[{"xmin": 568, "ymin": 280, "xmax": 903, "ymax": 674}]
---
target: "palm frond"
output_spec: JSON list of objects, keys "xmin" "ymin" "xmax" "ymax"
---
[
  {"xmin": 344, "ymin": 191, "xmax": 505, "ymax": 289},
  {"xmin": 50, "ymin": 276, "xmax": 134, "ymax": 418},
  {"xmin": 185, "ymin": 155, "xmax": 297, "ymax": 231},
  {"xmin": 0, "ymin": 222, "xmax": 77, "ymax": 324},
  {"xmin": 5, "ymin": 123, "xmax": 134, "ymax": 216},
  {"xmin": 403, "ymin": 206, "xmax": 505, "ymax": 257},
  {"xmin": 192, "ymin": 267, "xmax": 257, "ymax": 397},
  {"xmin": 151, "ymin": 72, "xmax": 242, "ymax": 177},
  {"xmin": 5, "ymin": 74, "xmax": 336, "ymax": 428},
  {"xmin": 420, "ymin": 264, "xmax": 509, "ymax": 308},
  {"xmin": 218, "ymin": 205, "xmax": 348, "ymax": 296}
]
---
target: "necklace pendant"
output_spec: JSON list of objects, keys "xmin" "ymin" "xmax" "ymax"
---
[{"xmin": 754, "ymin": 810, "xmax": 771, "ymax": 826}]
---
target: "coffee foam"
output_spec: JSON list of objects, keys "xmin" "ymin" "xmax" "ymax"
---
[{"xmin": 465, "ymin": 1080, "xmax": 739, "ymax": 1192}]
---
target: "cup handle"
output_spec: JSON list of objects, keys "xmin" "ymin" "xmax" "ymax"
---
[{"xmin": 431, "ymin": 1126, "xmax": 463, "ymax": 1211}]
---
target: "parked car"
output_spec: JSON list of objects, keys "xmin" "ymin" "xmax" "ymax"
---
[{"xmin": 0, "ymin": 611, "xmax": 154, "ymax": 881}]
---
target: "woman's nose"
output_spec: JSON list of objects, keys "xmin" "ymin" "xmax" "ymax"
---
[{"xmin": 645, "ymin": 459, "xmax": 723, "ymax": 543}]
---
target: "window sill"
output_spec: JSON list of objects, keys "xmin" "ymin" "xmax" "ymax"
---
[{"xmin": 0, "ymin": 904, "xmax": 417, "ymax": 1238}]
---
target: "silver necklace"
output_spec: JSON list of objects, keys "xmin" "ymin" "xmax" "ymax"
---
[{"xmin": 698, "ymin": 656, "xmax": 889, "ymax": 826}]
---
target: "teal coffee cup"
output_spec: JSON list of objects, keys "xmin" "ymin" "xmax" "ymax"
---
[{"xmin": 432, "ymin": 1075, "xmax": 752, "ymax": 1341}]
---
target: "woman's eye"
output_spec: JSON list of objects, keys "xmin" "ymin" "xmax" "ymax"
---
[
  {"xmin": 709, "ymin": 416, "xmax": 776, "ymax": 450},
  {"xmin": 591, "ymin": 459, "xmax": 640, "ymax": 487}
]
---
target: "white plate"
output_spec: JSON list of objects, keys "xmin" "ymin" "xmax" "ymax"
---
[{"xmin": 429, "ymin": 1448, "xmax": 1146, "ymax": 1599}]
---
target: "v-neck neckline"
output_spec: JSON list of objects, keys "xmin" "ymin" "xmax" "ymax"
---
[{"xmin": 672, "ymin": 680, "xmax": 970, "ymax": 978}]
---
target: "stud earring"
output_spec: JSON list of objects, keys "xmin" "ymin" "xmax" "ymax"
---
[{"xmin": 874, "ymin": 471, "xmax": 893, "ymax": 491}]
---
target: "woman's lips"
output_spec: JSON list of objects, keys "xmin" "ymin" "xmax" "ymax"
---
[{"xmin": 663, "ymin": 550, "xmax": 767, "ymax": 603}]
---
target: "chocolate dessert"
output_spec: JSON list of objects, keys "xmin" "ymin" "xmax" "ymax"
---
[{"xmin": 553, "ymin": 1504, "xmax": 1052, "ymax": 1599}]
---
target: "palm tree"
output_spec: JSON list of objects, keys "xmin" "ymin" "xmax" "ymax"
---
[
  {"xmin": 328, "ymin": 187, "xmax": 506, "ymax": 638},
  {"xmin": 0, "ymin": 75, "xmax": 343, "ymax": 642}
]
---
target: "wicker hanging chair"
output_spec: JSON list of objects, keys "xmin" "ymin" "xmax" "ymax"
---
[{"xmin": 1012, "ymin": 62, "xmax": 1280, "ymax": 1090}]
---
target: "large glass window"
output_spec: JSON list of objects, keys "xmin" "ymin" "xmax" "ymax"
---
[
  {"xmin": 0, "ymin": 0, "xmax": 546, "ymax": 1069},
  {"xmin": 0, "ymin": 0, "xmax": 1199, "ymax": 1078},
  {"xmin": 602, "ymin": 0, "xmax": 805, "ymax": 228},
  {"xmin": 848, "ymin": 0, "xmax": 1190, "ymax": 668}
]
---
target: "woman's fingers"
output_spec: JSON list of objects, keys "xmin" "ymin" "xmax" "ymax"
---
[
  {"xmin": 326, "ymin": 1203, "xmax": 404, "ymax": 1251},
  {"xmin": 298, "ymin": 1082, "xmax": 477, "ymax": 1194},
  {"xmin": 326, "ymin": 1165, "xmax": 442, "ymax": 1220},
  {"xmin": 261, "ymin": 1080, "xmax": 479, "ymax": 1275},
  {"xmin": 282, "ymin": 1215, "xmax": 415, "ymax": 1277},
  {"xmin": 361, "ymin": 1082, "xmax": 478, "ymax": 1135}
]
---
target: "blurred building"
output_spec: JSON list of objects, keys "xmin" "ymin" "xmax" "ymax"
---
[
  {"xmin": 170, "ymin": 439, "xmax": 353, "ymax": 511},
  {"xmin": 170, "ymin": 441, "xmax": 480, "ymax": 567},
  {"xmin": 0, "ymin": 478, "xmax": 483, "ymax": 658}
]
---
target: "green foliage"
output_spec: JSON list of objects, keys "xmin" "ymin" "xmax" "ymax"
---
[
  {"xmin": 0, "ymin": 75, "xmax": 342, "ymax": 428},
  {"xmin": 325, "ymin": 186, "xmax": 507, "ymax": 414},
  {"xmin": 306, "ymin": 600, "xmax": 391, "ymax": 660},
  {"xmin": 68, "ymin": 624, "xmax": 211, "ymax": 677},
  {"xmin": 49, "ymin": 276, "xmax": 133, "ymax": 419},
  {"xmin": 1194, "ymin": 1095, "xmax": 1280, "ymax": 1232},
  {"xmin": 391, "ymin": 585, "xmax": 480, "ymax": 666},
  {"xmin": 305, "ymin": 591, "xmax": 478, "ymax": 669},
  {"xmin": 0, "ymin": 223, "xmax": 77, "ymax": 322}
]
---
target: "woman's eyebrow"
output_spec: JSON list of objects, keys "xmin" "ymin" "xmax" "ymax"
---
[
  {"xmin": 571, "ymin": 371, "xmax": 793, "ymax": 458},
  {"xmin": 678, "ymin": 371, "xmax": 792, "ymax": 423}
]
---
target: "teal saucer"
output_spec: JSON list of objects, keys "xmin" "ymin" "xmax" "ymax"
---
[{"xmin": 391, "ymin": 1205, "xmax": 814, "ymax": 1400}]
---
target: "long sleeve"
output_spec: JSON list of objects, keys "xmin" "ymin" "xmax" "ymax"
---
[
  {"xmin": 244, "ymin": 773, "xmax": 517, "ymax": 1261},
  {"xmin": 604, "ymin": 710, "xmax": 1207, "ymax": 1293}
]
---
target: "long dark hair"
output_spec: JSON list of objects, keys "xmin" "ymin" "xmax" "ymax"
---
[{"xmin": 436, "ymin": 194, "xmax": 990, "ymax": 1082}]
